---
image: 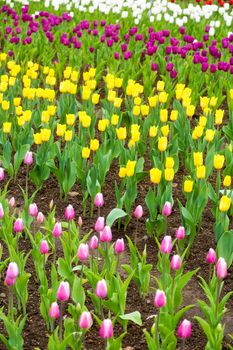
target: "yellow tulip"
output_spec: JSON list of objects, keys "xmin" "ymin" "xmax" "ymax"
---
[
  {"xmin": 114, "ymin": 98, "xmax": 122, "ymax": 109},
  {"xmin": 199, "ymin": 116, "xmax": 207, "ymax": 127},
  {"xmin": 148, "ymin": 96, "xmax": 158, "ymax": 107},
  {"xmin": 184, "ymin": 180, "xmax": 194, "ymax": 193},
  {"xmin": 34, "ymin": 133, "xmax": 42, "ymax": 145},
  {"xmin": 133, "ymin": 105, "xmax": 140, "ymax": 116},
  {"xmin": 170, "ymin": 110, "xmax": 178, "ymax": 121},
  {"xmin": 82, "ymin": 147, "xmax": 90, "ymax": 159},
  {"xmin": 149, "ymin": 126, "xmax": 158, "ymax": 138},
  {"xmin": 186, "ymin": 105, "xmax": 195, "ymax": 118},
  {"xmin": 158, "ymin": 137, "xmax": 167, "ymax": 152},
  {"xmin": 13, "ymin": 98, "xmax": 21, "ymax": 107},
  {"xmin": 193, "ymin": 152, "xmax": 203, "ymax": 167},
  {"xmin": 164, "ymin": 168, "xmax": 174, "ymax": 181},
  {"xmin": 196, "ymin": 165, "xmax": 206, "ymax": 179},
  {"xmin": 165, "ymin": 157, "xmax": 174, "ymax": 169},
  {"xmin": 141, "ymin": 105, "xmax": 149, "ymax": 116},
  {"xmin": 56, "ymin": 124, "xmax": 66, "ymax": 137},
  {"xmin": 157, "ymin": 80, "xmax": 165, "ymax": 92},
  {"xmin": 150, "ymin": 168, "xmax": 162, "ymax": 184},
  {"xmin": 114, "ymin": 78, "xmax": 123, "ymax": 88},
  {"xmin": 65, "ymin": 130, "xmax": 72, "ymax": 142},
  {"xmin": 210, "ymin": 96, "xmax": 218, "ymax": 107},
  {"xmin": 111, "ymin": 114, "xmax": 119, "ymax": 126},
  {"xmin": 119, "ymin": 167, "xmax": 126, "ymax": 178},
  {"xmin": 3, "ymin": 122, "xmax": 12, "ymax": 134},
  {"xmin": 215, "ymin": 110, "xmax": 224, "ymax": 125},
  {"xmin": 98, "ymin": 119, "xmax": 109, "ymax": 132},
  {"xmin": 82, "ymin": 115, "xmax": 91, "ymax": 128},
  {"xmin": 90, "ymin": 139, "xmax": 99, "ymax": 151},
  {"xmin": 160, "ymin": 109, "xmax": 168, "ymax": 122},
  {"xmin": 214, "ymin": 155, "xmax": 225, "ymax": 170},
  {"xmin": 66, "ymin": 114, "xmax": 75, "ymax": 126},
  {"xmin": 161, "ymin": 125, "xmax": 169, "ymax": 137},
  {"xmin": 134, "ymin": 97, "xmax": 141, "ymax": 106},
  {"xmin": 1, "ymin": 100, "xmax": 10, "ymax": 110},
  {"xmin": 41, "ymin": 128, "xmax": 51, "ymax": 142},
  {"xmin": 41, "ymin": 110, "xmax": 50, "ymax": 123},
  {"xmin": 223, "ymin": 175, "xmax": 231, "ymax": 187},
  {"xmin": 92, "ymin": 93, "xmax": 100, "ymax": 105},
  {"xmin": 219, "ymin": 196, "xmax": 231, "ymax": 212},
  {"xmin": 107, "ymin": 90, "xmax": 116, "ymax": 102},
  {"xmin": 126, "ymin": 160, "xmax": 136, "ymax": 177},
  {"xmin": 158, "ymin": 92, "xmax": 168, "ymax": 103},
  {"xmin": 116, "ymin": 127, "xmax": 127, "ymax": 140},
  {"xmin": 205, "ymin": 129, "xmax": 215, "ymax": 142},
  {"xmin": 200, "ymin": 96, "xmax": 209, "ymax": 110}
]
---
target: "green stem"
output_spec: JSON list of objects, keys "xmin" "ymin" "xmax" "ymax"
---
[
  {"xmin": 8, "ymin": 286, "xmax": 14, "ymax": 321},
  {"xmin": 156, "ymin": 312, "xmax": 160, "ymax": 349},
  {"xmin": 59, "ymin": 302, "xmax": 64, "ymax": 341},
  {"xmin": 26, "ymin": 165, "xmax": 29, "ymax": 198},
  {"xmin": 53, "ymin": 238, "xmax": 57, "ymax": 266}
]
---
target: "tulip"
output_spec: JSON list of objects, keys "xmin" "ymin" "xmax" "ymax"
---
[
  {"xmin": 64, "ymin": 204, "xmax": 75, "ymax": 221},
  {"xmin": 6, "ymin": 262, "xmax": 19, "ymax": 280},
  {"xmin": 37, "ymin": 212, "xmax": 44, "ymax": 224},
  {"xmin": 40, "ymin": 240, "xmax": 49, "ymax": 255},
  {"xmin": 114, "ymin": 238, "xmax": 125, "ymax": 254},
  {"xmin": 154, "ymin": 289, "xmax": 166, "ymax": 308},
  {"xmin": 0, "ymin": 167, "xmax": 5, "ymax": 181},
  {"xmin": 79, "ymin": 311, "xmax": 93, "ymax": 329},
  {"xmin": 134, "ymin": 205, "xmax": 143, "ymax": 219},
  {"xmin": 160, "ymin": 236, "xmax": 172, "ymax": 254},
  {"xmin": 0, "ymin": 203, "xmax": 4, "ymax": 219},
  {"xmin": 94, "ymin": 193, "xmax": 104, "ymax": 207},
  {"xmin": 177, "ymin": 319, "xmax": 192, "ymax": 339},
  {"xmin": 29, "ymin": 203, "xmax": 38, "ymax": 217},
  {"xmin": 99, "ymin": 319, "xmax": 113, "ymax": 339},
  {"xmin": 100, "ymin": 226, "xmax": 112, "ymax": 242},
  {"xmin": 96, "ymin": 279, "xmax": 107, "ymax": 298},
  {"xmin": 57, "ymin": 281, "xmax": 70, "ymax": 302},
  {"xmin": 5, "ymin": 275, "xmax": 16, "ymax": 286},
  {"xmin": 24, "ymin": 151, "xmax": 33, "ymax": 165},
  {"xmin": 89, "ymin": 235, "xmax": 98, "ymax": 250},
  {"xmin": 94, "ymin": 216, "xmax": 105, "ymax": 232},
  {"xmin": 77, "ymin": 243, "xmax": 89, "ymax": 262},
  {"xmin": 219, "ymin": 196, "xmax": 231, "ymax": 212},
  {"xmin": 78, "ymin": 216, "xmax": 83, "ymax": 227},
  {"xmin": 162, "ymin": 202, "xmax": 172, "ymax": 217},
  {"xmin": 171, "ymin": 255, "xmax": 181, "ymax": 270},
  {"xmin": 52, "ymin": 222, "xmax": 62, "ymax": 237},
  {"xmin": 14, "ymin": 218, "xmax": 24, "ymax": 233},
  {"xmin": 216, "ymin": 257, "xmax": 227, "ymax": 279},
  {"xmin": 206, "ymin": 248, "xmax": 216, "ymax": 264},
  {"xmin": 8, "ymin": 197, "xmax": 15, "ymax": 207},
  {"xmin": 176, "ymin": 226, "xmax": 185, "ymax": 240},
  {"xmin": 49, "ymin": 302, "xmax": 60, "ymax": 319}
]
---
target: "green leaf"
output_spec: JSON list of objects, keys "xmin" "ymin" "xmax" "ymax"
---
[
  {"xmin": 106, "ymin": 208, "xmax": 127, "ymax": 227},
  {"xmin": 217, "ymin": 230, "xmax": 233, "ymax": 267},
  {"xmin": 119, "ymin": 311, "xmax": 142, "ymax": 326}
]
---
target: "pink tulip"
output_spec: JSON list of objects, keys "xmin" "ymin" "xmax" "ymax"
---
[
  {"xmin": 40, "ymin": 240, "xmax": 49, "ymax": 254},
  {"xmin": 89, "ymin": 235, "xmax": 99, "ymax": 250},
  {"xmin": 162, "ymin": 201, "xmax": 172, "ymax": 217},
  {"xmin": 0, "ymin": 167, "xmax": 5, "ymax": 181},
  {"xmin": 24, "ymin": 151, "xmax": 33, "ymax": 165},
  {"xmin": 52, "ymin": 222, "xmax": 62, "ymax": 237},
  {"xmin": 100, "ymin": 226, "xmax": 112, "ymax": 242},
  {"xmin": 154, "ymin": 289, "xmax": 166, "ymax": 308},
  {"xmin": 176, "ymin": 226, "xmax": 185, "ymax": 240},
  {"xmin": 206, "ymin": 248, "xmax": 216, "ymax": 264},
  {"xmin": 99, "ymin": 319, "xmax": 113, "ymax": 339},
  {"xmin": 94, "ymin": 216, "xmax": 105, "ymax": 232},
  {"xmin": 14, "ymin": 218, "xmax": 24, "ymax": 233},
  {"xmin": 177, "ymin": 319, "xmax": 192, "ymax": 339},
  {"xmin": 57, "ymin": 281, "xmax": 70, "ymax": 302},
  {"xmin": 160, "ymin": 235, "xmax": 172, "ymax": 254},
  {"xmin": 6, "ymin": 262, "xmax": 19, "ymax": 280},
  {"xmin": 216, "ymin": 257, "xmax": 227, "ymax": 279},
  {"xmin": 8, "ymin": 197, "xmax": 15, "ymax": 207},
  {"xmin": 78, "ymin": 216, "xmax": 83, "ymax": 227},
  {"xmin": 64, "ymin": 204, "xmax": 75, "ymax": 221},
  {"xmin": 37, "ymin": 212, "xmax": 44, "ymax": 224},
  {"xmin": 79, "ymin": 311, "xmax": 93, "ymax": 329},
  {"xmin": 49, "ymin": 302, "xmax": 60, "ymax": 319},
  {"xmin": 96, "ymin": 279, "xmax": 107, "ymax": 298},
  {"xmin": 114, "ymin": 238, "xmax": 125, "ymax": 254},
  {"xmin": 5, "ymin": 275, "xmax": 16, "ymax": 286},
  {"xmin": 77, "ymin": 243, "xmax": 89, "ymax": 261},
  {"xmin": 94, "ymin": 193, "xmax": 104, "ymax": 207},
  {"xmin": 0, "ymin": 203, "xmax": 4, "ymax": 219},
  {"xmin": 134, "ymin": 205, "xmax": 143, "ymax": 219},
  {"xmin": 171, "ymin": 255, "xmax": 181, "ymax": 270},
  {"xmin": 29, "ymin": 203, "xmax": 38, "ymax": 217}
]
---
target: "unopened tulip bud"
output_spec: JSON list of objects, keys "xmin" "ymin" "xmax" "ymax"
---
[
  {"xmin": 40, "ymin": 240, "xmax": 49, "ymax": 254},
  {"xmin": 177, "ymin": 319, "xmax": 192, "ymax": 339},
  {"xmin": 0, "ymin": 167, "xmax": 4, "ymax": 181},
  {"xmin": 134, "ymin": 205, "xmax": 143, "ymax": 219},
  {"xmin": 162, "ymin": 201, "xmax": 172, "ymax": 217},
  {"xmin": 216, "ymin": 257, "xmax": 227, "ymax": 279},
  {"xmin": 114, "ymin": 238, "xmax": 125, "ymax": 254},
  {"xmin": 57, "ymin": 281, "xmax": 70, "ymax": 302},
  {"xmin": 79, "ymin": 311, "xmax": 93, "ymax": 329},
  {"xmin": 154, "ymin": 289, "xmax": 166, "ymax": 308},
  {"xmin": 206, "ymin": 248, "xmax": 216, "ymax": 264},
  {"xmin": 8, "ymin": 197, "xmax": 15, "ymax": 207},
  {"xmin": 77, "ymin": 243, "xmax": 89, "ymax": 261},
  {"xmin": 49, "ymin": 302, "xmax": 60, "ymax": 319},
  {"xmin": 37, "ymin": 212, "xmax": 44, "ymax": 224},
  {"xmin": 96, "ymin": 279, "xmax": 107, "ymax": 298},
  {"xmin": 0, "ymin": 203, "xmax": 4, "ymax": 219},
  {"xmin": 6, "ymin": 262, "xmax": 19, "ymax": 286},
  {"xmin": 5, "ymin": 275, "xmax": 16, "ymax": 286},
  {"xmin": 14, "ymin": 218, "xmax": 24, "ymax": 233},
  {"xmin": 89, "ymin": 235, "xmax": 98, "ymax": 250},
  {"xmin": 94, "ymin": 193, "xmax": 104, "ymax": 207},
  {"xmin": 64, "ymin": 204, "xmax": 75, "ymax": 221},
  {"xmin": 176, "ymin": 226, "xmax": 185, "ymax": 240},
  {"xmin": 52, "ymin": 222, "xmax": 62, "ymax": 237},
  {"xmin": 171, "ymin": 254, "xmax": 181, "ymax": 270},
  {"xmin": 29, "ymin": 203, "xmax": 38, "ymax": 217},
  {"xmin": 100, "ymin": 226, "xmax": 112, "ymax": 242},
  {"xmin": 94, "ymin": 216, "xmax": 105, "ymax": 232},
  {"xmin": 99, "ymin": 319, "xmax": 113, "ymax": 339},
  {"xmin": 24, "ymin": 151, "xmax": 33, "ymax": 165},
  {"xmin": 78, "ymin": 216, "xmax": 83, "ymax": 227},
  {"xmin": 49, "ymin": 199, "xmax": 54, "ymax": 210},
  {"xmin": 160, "ymin": 235, "xmax": 172, "ymax": 254}
]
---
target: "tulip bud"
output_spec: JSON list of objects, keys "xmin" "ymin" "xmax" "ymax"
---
[
  {"xmin": 94, "ymin": 216, "xmax": 105, "ymax": 232},
  {"xmin": 154, "ymin": 289, "xmax": 166, "ymax": 308},
  {"xmin": 216, "ymin": 257, "xmax": 227, "ymax": 279},
  {"xmin": 52, "ymin": 222, "xmax": 62, "ymax": 237},
  {"xmin": 94, "ymin": 193, "xmax": 104, "ymax": 207},
  {"xmin": 37, "ymin": 212, "xmax": 44, "ymax": 224},
  {"xmin": 5, "ymin": 275, "xmax": 16, "ymax": 286},
  {"xmin": 14, "ymin": 218, "xmax": 24, "ymax": 233},
  {"xmin": 206, "ymin": 248, "xmax": 216, "ymax": 264},
  {"xmin": 99, "ymin": 319, "xmax": 113, "ymax": 339},
  {"xmin": 49, "ymin": 199, "xmax": 54, "ymax": 210},
  {"xmin": 78, "ymin": 216, "xmax": 83, "ymax": 227},
  {"xmin": 24, "ymin": 151, "xmax": 33, "ymax": 165},
  {"xmin": 64, "ymin": 204, "xmax": 75, "ymax": 221},
  {"xmin": 176, "ymin": 226, "xmax": 185, "ymax": 240},
  {"xmin": 177, "ymin": 319, "xmax": 192, "ymax": 339},
  {"xmin": 0, "ymin": 167, "xmax": 5, "ymax": 181},
  {"xmin": 96, "ymin": 279, "xmax": 107, "ymax": 298},
  {"xmin": 57, "ymin": 281, "xmax": 70, "ymax": 302},
  {"xmin": 114, "ymin": 238, "xmax": 125, "ymax": 254},
  {"xmin": 29, "ymin": 203, "xmax": 38, "ymax": 217},
  {"xmin": 89, "ymin": 235, "xmax": 98, "ymax": 250},
  {"xmin": 171, "ymin": 255, "xmax": 181, "ymax": 270},
  {"xmin": 0, "ymin": 203, "xmax": 4, "ymax": 219},
  {"xmin": 77, "ymin": 243, "xmax": 89, "ymax": 261},
  {"xmin": 133, "ymin": 205, "xmax": 143, "ymax": 219},
  {"xmin": 49, "ymin": 302, "xmax": 60, "ymax": 319},
  {"xmin": 79, "ymin": 311, "xmax": 93, "ymax": 329},
  {"xmin": 8, "ymin": 197, "xmax": 15, "ymax": 207},
  {"xmin": 162, "ymin": 201, "xmax": 172, "ymax": 216},
  {"xmin": 40, "ymin": 240, "xmax": 49, "ymax": 254},
  {"xmin": 100, "ymin": 226, "xmax": 112, "ymax": 242},
  {"xmin": 6, "ymin": 262, "xmax": 19, "ymax": 280},
  {"xmin": 160, "ymin": 235, "xmax": 172, "ymax": 254}
]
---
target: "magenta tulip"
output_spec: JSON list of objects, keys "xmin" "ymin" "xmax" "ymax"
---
[
  {"xmin": 160, "ymin": 235, "xmax": 172, "ymax": 254},
  {"xmin": 177, "ymin": 319, "xmax": 192, "ymax": 339},
  {"xmin": 99, "ymin": 319, "xmax": 113, "ymax": 339},
  {"xmin": 94, "ymin": 193, "xmax": 104, "ymax": 207},
  {"xmin": 0, "ymin": 167, "xmax": 4, "ymax": 181},
  {"xmin": 134, "ymin": 205, "xmax": 143, "ymax": 219},
  {"xmin": 176, "ymin": 226, "xmax": 185, "ymax": 240},
  {"xmin": 64, "ymin": 204, "xmax": 75, "ymax": 221},
  {"xmin": 154, "ymin": 289, "xmax": 166, "ymax": 308},
  {"xmin": 100, "ymin": 226, "xmax": 112, "ymax": 242},
  {"xmin": 49, "ymin": 302, "xmax": 60, "ymax": 319},
  {"xmin": 94, "ymin": 216, "xmax": 105, "ymax": 232},
  {"xmin": 14, "ymin": 218, "xmax": 24, "ymax": 233},
  {"xmin": 162, "ymin": 201, "xmax": 172, "ymax": 217},
  {"xmin": 206, "ymin": 248, "xmax": 216, "ymax": 264},
  {"xmin": 77, "ymin": 243, "xmax": 89, "ymax": 261},
  {"xmin": 89, "ymin": 235, "xmax": 99, "ymax": 250},
  {"xmin": 79, "ymin": 311, "xmax": 93, "ymax": 329},
  {"xmin": 114, "ymin": 238, "xmax": 125, "ymax": 254},
  {"xmin": 52, "ymin": 222, "xmax": 62, "ymax": 237},
  {"xmin": 40, "ymin": 240, "xmax": 49, "ymax": 254},
  {"xmin": 29, "ymin": 203, "xmax": 38, "ymax": 217},
  {"xmin": 57, "ymin": 281, "xmax": 70, "ymax": 302},
  {"xmin": 0, "ymin": 203, "xmax": 4, "ymax": 219}
]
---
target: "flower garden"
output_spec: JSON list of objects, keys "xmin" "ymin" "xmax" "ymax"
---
[{"xmin": 0, "ymin": 0, "xmax": 233, "ymax": 349}]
